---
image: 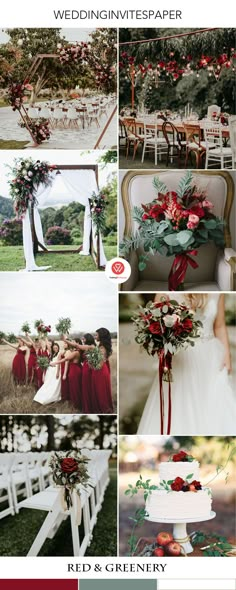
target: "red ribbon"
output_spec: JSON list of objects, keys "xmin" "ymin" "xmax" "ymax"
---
[
  {"xmin": 168, "ymin": 250, "xmax": 199, "ymax": 291},
  {"xmin": 158, "ymin": 351, "xmax": 172, "ymax": 434}
]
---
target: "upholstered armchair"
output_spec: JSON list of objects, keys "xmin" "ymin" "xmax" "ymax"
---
[{"xmin": 120, "ymin": 170, "xmax": 236, "ymax": 291}]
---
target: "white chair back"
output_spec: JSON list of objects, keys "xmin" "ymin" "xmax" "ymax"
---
[
  {"xmin": 229, "ymin": 115, "xmax": 236, "ymax": 165},
  {"xmin": 207, "ymin": 104, "xmax": 221, "ymax": 119}
]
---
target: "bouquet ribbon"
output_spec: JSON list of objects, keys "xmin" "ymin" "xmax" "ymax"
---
[
  {"xmin": 158, "ymin": 350, "xmax": 173, "ymax": 435},
  {"xmin": 59, "ymin": 487, "xmax": 82, "ymax": 525},
  {"xmin": 168, "ymin": 250, "xmax": 199, "ymax": 291}
]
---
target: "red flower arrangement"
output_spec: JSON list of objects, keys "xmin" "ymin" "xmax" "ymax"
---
[
  {"xmin": 120, "ymin": 171, "xmax": 224, "ymax": 290},
  {"xmin": 8, "ymin": 158, "xmax": 56, "ymax": 218},
  {"xmin": 7, "ymin": 80, "xmax": 33, "ymax": 111},
  {"xmin": 172, "ymin": 450, "xmax": 194, "ymax": 462},
  {"xmin": 49, "ymin": 451, "xmax": 92, "ymax": 510},
  {"xmin": 170, "ymin": 476, "xmax": 202, "ymax": 492},
  {"xmin": 132, "ymin": 297, "xmax": 202, "ymax": 434},
  {"xmin": 90, "ymin": 190, "xmax": 106, "ymax": 236},
  {"xmin": 19, "ymin": 118, "xmax": 51, "ymax": 144}
]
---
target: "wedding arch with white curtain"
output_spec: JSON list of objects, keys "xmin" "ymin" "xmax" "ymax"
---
[{"xmin": 23, "ymin": 164, "xmax": 107, "ymax": 271}]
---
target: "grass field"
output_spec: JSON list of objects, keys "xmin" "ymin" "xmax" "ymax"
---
[
  {"xmin": 0, "ymin": 343, "xmax": 117, "ymax": 414},
  {"xmin": 0, "ymin": 140, "xmax": 28, "ymax": 149},
  {"xmin": 0, "ymin": 468, "xmax": 117, "ymax": 556},
  {"xmin": 0, "ymin": 244, "xmax": 117, "ymax": 271}
]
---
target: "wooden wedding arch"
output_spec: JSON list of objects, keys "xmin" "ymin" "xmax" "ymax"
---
[
  {"xmin": 29, "ymin": 163, "xmax": 104, "ymax": 269},
  {"xmin": 18, "ymin": 53, "xmax": 117, "ymax": 149}
]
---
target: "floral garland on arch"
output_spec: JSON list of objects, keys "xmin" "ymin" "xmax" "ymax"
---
[
  {"xmin": 132, "ymin": 297, "xmax": 202, "ymax": 434},
  {"xmin": 90, "ymin": 190, "xmax": 106, "ymax": 236},
  {"xmin": 18, "ymin": 118, "xmax": 51, "ymax": 144},
  {"xmin": 120, "ymin": 171, "xmax": 225, "ymax": 291},
  {"xmin": 8, "ymin": 158, "xmax": 56, "ymax": 219},
  {"xmin": 119, "ymin": 49, "xmax": 236, "ymax": 84},
  {"xmin": 7, "ymin": 80, "xmax": 33, "ymax": 111}
]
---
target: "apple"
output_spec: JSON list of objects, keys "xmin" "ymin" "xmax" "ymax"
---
[
  {"xmin": 156, "ymin": 531, "xmax": 173, "ymax": 546},
  {"xmin": 165, "ymin": 541, "xmax": 181, "ymax": 556},
  {"xmin": 153, "ymin": 547, "xmax": 165, "ymax": 557}
]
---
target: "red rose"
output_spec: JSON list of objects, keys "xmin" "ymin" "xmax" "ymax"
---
[
  {"xmin": 171, "ymin": 477, "xmax": 185, "ymax": 491},
  {"xmin": 61, "ymin": 457, "xmax": 79, "ymax": 474},
  {"xmin": 191, "ymin": 480, "xmax": 202, "ymax": 489},
  {"xmin": 182, "ymin": 318, "xmax": 193, "ymax": 332},
  {"xmin": 188, "ymin": 205, "xmax": 205, "ymax": 219},
  {"xmin": 173, "ymin": 451, "xmax": 187, "ymax": 462},
  {"xmin": 149, "ymin": 321, "xmax": 162, "ymax": 335},
  {"xmin": 142, "ymin": 213, "xmax": 150, "ymax": 221}
]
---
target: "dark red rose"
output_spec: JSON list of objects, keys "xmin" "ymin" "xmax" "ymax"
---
[
  {"xmin": 191, "ymin": 480, "xmax": 202, "ymax": 489},
  {"xmin": 61, "ymin": 457, "xmax": 79, "ymax": 474},
  {"xmin": 149, "ymin": 321, "xmax": 162, "ymax": 335},
  {"xmin": 142, "ymin": 213, "xmax": 150, "ymax": 221},
  {"xmin": 173, "ymin": 450, "xmax": 188, "ymax": 462},
  {"xmin": 188, "ymin": 205, "xmax": 205, "ymax": 219},
  {"xmin": 182, "ymin": 319, "xmax": 193, "ymax": 332},
  {"xmin": 171, "ymin": 477, "xmax": 185, "ymax": 491}
]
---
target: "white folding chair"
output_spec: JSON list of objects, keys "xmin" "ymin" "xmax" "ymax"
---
[
  {"xmin": 0, "ymin": 455, "xmax": 15, "ymax": 519},
  {"xmin": 10, "ymin": 453, "xmax": 31, "ymax": 513},
  {"xmin": 141, "ymin": 120, "xmax": 167, "ymax": 166}
]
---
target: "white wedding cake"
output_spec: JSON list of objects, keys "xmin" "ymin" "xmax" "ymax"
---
[{"xmin": 146, "ymin": 451, "xmax": 212, "ymax": 520}]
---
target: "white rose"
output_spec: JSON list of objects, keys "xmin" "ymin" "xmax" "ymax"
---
[
  {"xmin": 27, "ymin": 171, "xmax": 33, "ymax": 177},
  {"xmin": 163, "ymin": 315, "xmax": 176, "ymax": 328}
]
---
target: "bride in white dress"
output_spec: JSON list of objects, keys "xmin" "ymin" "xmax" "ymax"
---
[
  {"xmin": 34, "ymin": 342, "xmax": 61, "ymax": 405},
  {"xmin": 137, "ymin": 293, "xmax": 236, "ymax": 435}
]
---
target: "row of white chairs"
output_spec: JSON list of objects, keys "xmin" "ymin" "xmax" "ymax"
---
[
  {"xmin": 25, "ymin": 96, "xmax": 115, "ymax": 130},
  {"xmin": 0, "ymin": 450, "xmax": 112, "ymax": 556}
]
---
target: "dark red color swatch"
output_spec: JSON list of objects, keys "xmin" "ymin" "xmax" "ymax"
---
[{"xmin": 1, "ymin": 581, "xmax": 78, "ymax": 590}]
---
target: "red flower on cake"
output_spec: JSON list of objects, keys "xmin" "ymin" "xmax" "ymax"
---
[
  {"xmin": 172, "ymin": 450, "xmax": 188, "ymax": 462},
  {"xmin": 171, "ymin": 477, "xmax": 185, "ymax": 491}
]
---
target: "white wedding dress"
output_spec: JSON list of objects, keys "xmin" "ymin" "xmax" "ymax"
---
[
  {"xmin": 137, "ymin": 294, "xmax": 236, "ymax": 435},
  {"xmin": 34, "ymin": 355, "xmax": 61, "ymax": 405}
]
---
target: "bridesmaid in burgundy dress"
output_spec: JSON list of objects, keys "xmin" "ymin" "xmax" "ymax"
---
[
  {"xmin": 36, "ymin": 340, "xmax": 49, "ymax": 388},
  {"xmin": 2, "ymin": 337, "xmax": 27, "ymax": 385},
  {"xmin": 22, "ymin": 336, "xmax": 40, "ymax": 384},
  {"xmin": 76, "ymin": 328, "xmax": 113, "ymax": 414},
  {"xmin": 81, "ymin": 333, "xmax": 95, "ymax": 412},
  {"xmin": 51, "ymin": 339, "xmax": 82, "ymax": 410}
]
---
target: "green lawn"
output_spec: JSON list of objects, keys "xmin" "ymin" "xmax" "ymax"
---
[
  {"xmin": 0, "ymin": 140, "xmax": 28, "ymax": 149},
  {"xmin": 0, "ymin": 245, "xmax": 117, "ymax": 271},
  {"xmin": 0, "ymin": 468, "xmax": 117, "ymax": 556}
]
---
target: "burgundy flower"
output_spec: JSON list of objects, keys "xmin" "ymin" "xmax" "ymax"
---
[
  {"xmin": 149, "ymin": 321, "xmax": 162, "ymax": 335},
  {"xmin": 173, "ymin": 450, "xmax": 188, "ymax": 462},
  {"xmin": 171, "ymin": 477, "xmax": 185, "ymax": 491},
  {"xmin": 61, "ymin": 457, "xmax": 79, "ymax": 474}
]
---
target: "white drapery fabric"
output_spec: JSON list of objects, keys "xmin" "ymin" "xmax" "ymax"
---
[{"xmin": 22, "ymin": 169, "xmax": 107, "ymax": 270}]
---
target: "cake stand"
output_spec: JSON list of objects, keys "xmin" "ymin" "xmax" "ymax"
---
[{"xmin": 145, "ymin": 511, "xmax": 216, "ymax": 554}]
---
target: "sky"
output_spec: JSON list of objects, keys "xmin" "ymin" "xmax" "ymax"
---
[
  {"xmin": 0, "ymin": 272, "xmax": 117, "ymax": 333},
  {"xmin": 0, "ymin": 151, "xmax": 115, "ymax": 201},
  {"xmin": 0, "ymin": 28, "xmax": 95, "ymax": 44}
]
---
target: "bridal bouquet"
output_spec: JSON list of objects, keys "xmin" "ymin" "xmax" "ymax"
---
[
  {"xmin": 132, "ymin": 298, "xmax": 202, "ymax": 433},
  {"xmin": 49, "ymin": 451, "xmax": 92, "ymax": 511},
  {"xmin": 120, "ymin": 171, "xmax": 224, "ymax": 290},
  {"xmin": 34, "ymin": 319, "xmax": 51, "ymax": 338}
]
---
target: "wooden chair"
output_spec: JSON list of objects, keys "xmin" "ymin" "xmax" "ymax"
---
[
  {"xmin": 184, "ymin": 123, "xmax": 206, "ymax": 168},
  {"xmin": 162, "ymin": 121, "xmax": 186, "ymax": 167},
  {"xmin": 123, "ymin": 118, "xmax": 145, "ymax": 160}
]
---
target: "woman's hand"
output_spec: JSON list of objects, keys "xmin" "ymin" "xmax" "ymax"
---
[
  {"xmin": 222, "ymin": 353, "xmax": 232, "ymax": 374},
  {"xmin": 50, "ymin": 362, "xmax": 56, "ymax": 367}
]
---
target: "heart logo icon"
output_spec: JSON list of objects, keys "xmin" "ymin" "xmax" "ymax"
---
[{"xmin": 111, "ymin": 261, "xmax": 125, "ymax": 275}]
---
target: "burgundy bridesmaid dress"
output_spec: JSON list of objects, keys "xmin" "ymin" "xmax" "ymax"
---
[
  {"xmin": 36, "ymin": 349, "xmax": 49, "ymax": 389},
  {"xmin": 81, "ymin": 360, "xmax": 92, "ymax": 413},
  {"xmin": 28, "ymin": 346, "xmax": 37, "ymax": 383},
  {"xmin": 90, "ymin": 361, "xmax": 113, "ymax": 413},
  {"xmin": 12, "ymin": 349, "xmax": 26, "ymax": 385},
  {"xmin": 68, "ymin": 362, "xmax": 82, "ymax": 409},
  {"xmin": 61, "ymin": 355, "xmax": 70, "ymax": 402}
]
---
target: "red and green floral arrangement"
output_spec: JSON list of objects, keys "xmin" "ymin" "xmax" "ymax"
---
[
  {"xmin": 170, "ymin": 450, "xmax": 194, "ymax": 462},
  {"xmin": 49, "ymin": 450, "xmax": 92, "ymax": 510},
  {"xmin": 18, "ymin": 117, "xmax": 51, "ymax": 144},
  {"xmin": 90, "ymin": 190, "xmax": 106, "ymax": 236},
  {"xmin": 120, "ymin": 171, "xmax": 225, "ymax": 290},
  {"xmin": 132, "ymin": 297, "xmax": 202, "ymax": 433},
  {"xmin": 8, "ymin": 157, "xmax": 56, "ymax": 218},
  {"xmin": 34, "ymin": 319, "xmax": 51, "ymax": 338},
  {"xmin": 7, "ymin": 80, "xmax": 33, "ymax": 111}
]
